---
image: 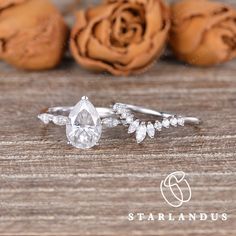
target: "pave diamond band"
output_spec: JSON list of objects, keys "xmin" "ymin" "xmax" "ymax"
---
[
  {"xmin": 112, "ymin": 103, "xmax": 200, "ymax": 144},
  {"xmin": 38, "ymin": 96, "xmax": 201, "ymax": 149}
]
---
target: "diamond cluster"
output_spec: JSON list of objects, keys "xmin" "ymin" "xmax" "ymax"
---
[{"xmin": 113, "ymin": 103, "xmax": 185, "ymax": 144}]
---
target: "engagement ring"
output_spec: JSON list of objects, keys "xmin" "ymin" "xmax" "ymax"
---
[{"xmin": 38, "ymin": 96, "xmax": 201, "ymax": 149}]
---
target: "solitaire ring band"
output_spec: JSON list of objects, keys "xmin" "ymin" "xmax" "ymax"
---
[{"xmin": 38, "ymin": 96, "xmax": 201, "ymax": 149}]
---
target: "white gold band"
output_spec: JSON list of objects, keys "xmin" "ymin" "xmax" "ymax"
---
[
  {"xmin": 41, "ymin": 105, "xmax": 200, "ymax": 126},
  {"xmin": 38, "ymin": 96, "xmax": 201, "ymax": 149}
]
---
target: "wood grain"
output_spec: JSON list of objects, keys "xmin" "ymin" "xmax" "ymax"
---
[
  {"xmin": 0, "ymin": 57, "xmax": 236, "ymax": 235},
  {"xmin": 0, "ymin": 0, "xmax": 236, "ymax": 235}
]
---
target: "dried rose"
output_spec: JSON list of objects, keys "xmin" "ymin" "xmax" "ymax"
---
[
  {"xmin": 169, "ymin": 0, "xmax": 236, "ymax": 66},
  {"xmin": 70, "ymin": 0, "xmax": 170, "ymax": 76},
  {"xmin": 0, "ymin": 0, "xmax": 68, "ymax": 70}
]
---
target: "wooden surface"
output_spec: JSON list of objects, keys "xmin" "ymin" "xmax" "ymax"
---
[
  {"xmin": 0, "ymin": 0, "xmax": 236, "ymax": 235},
  {"xmin": 0, "ymin": 57, "xmax": 236, "ymax": 235}
]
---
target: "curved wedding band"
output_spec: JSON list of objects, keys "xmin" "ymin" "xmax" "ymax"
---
[{"xmin": 38, "ymin": 96, "xmax": 201, "ymax": 149}]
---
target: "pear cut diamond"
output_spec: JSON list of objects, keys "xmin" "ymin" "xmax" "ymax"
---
[{"xmin": 66, "ymin": 97, "xmax": 102, "ymax": 149}]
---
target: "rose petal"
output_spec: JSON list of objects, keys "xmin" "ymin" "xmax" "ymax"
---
[
  {"xmin": 87, "ymin": 36, "xmax": 130, "ymax": 64},
  {"xmin": 0, "ymin": 0, "xmax": 68, "ymax": 70},
  {"xmin": 70, "ymin": 0, "xmax": 170, "ymax": 75},
  {"xmin": 116, "ymin": 23, "xmax": 169, "ymax": 71},
  {"xmin": 0, "ymin": 0, "xmax": 26, "ymax": 9},
  {"xmin": 171, "ymin": 0, "xmax": 225, "ymax": 24},
  {"xmin": 145, "ymin": 0, "xmax": 164, "ymax": 38},
  {"xmin": 94, "ymin": 19, "xmax": 111, "ymax": 46},
  {"xmin": 170, "ymin": 0, "xmax": 236, "ymax": 66}
]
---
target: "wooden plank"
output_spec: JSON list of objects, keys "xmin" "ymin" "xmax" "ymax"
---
[
  {"xmin": 0, "ymin": 0, "xmax": 236, "ymax": 235},
  {"xmin": 0, "ymin": 57, "xmax": 236, "ymax": 235}
]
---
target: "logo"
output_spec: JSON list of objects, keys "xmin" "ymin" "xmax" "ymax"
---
[
  {"xmin": 160, "ymin": 171, "xmax": 191, "ymax": 208},
  {"xmin": 127, "ymin": 171, "xmax": 228, "ymax": 222}
]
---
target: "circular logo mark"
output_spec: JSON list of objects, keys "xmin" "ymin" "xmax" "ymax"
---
[{"xmin": 160, "ymin": 171, "xmax": 191, "ymax": 208}]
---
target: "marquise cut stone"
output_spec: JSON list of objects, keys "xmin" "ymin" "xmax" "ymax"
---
[
  {"xmin": 128, "ymin": 119, "xmax": 140, "ymax": 134},
  {"xmin": 136, "ymin": 122, "xmax": 147, "ymax": 143},
  {"xmin": 154, "ymin": 121, "xmax": 162, "ymax": 131},
  {"xmin": 53, "ymin": 116, "xmax": 68, "ymax": 126},
  {"xmin": 147, "ymin": 122, "xmax": 155, "ymax": 138},
  {"xmin": 126, "ymin": 115, "xmax": 134, "ymax": 124},
  {"xmin": 38, "ymin": 113, "xmax": 51, "ymax": 124},
  {"xmin": 102, "ymin": 117, "xmax": 120, "ymax": 128},
  {"xmin": 66, "ymin": 97, "xmax": 102, "ymax": 149}
]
